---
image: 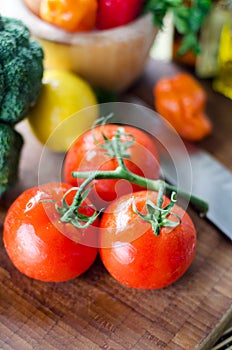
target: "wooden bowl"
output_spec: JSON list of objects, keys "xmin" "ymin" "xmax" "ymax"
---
[
  {"xmin": 1, "ymin": 0, "xmax": 158, "ymax": 92},
  {"xmin": 22, "ymin": 0, "xmax": 40, "ymax": 15}
]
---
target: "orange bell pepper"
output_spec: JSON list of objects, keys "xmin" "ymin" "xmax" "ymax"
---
[
  {"xmin": 40, "ymin": 0, "xmax": 98, "ymax": 32},
  {"xmin": 153, "ymin": 73, "xmax": 212, "ymax": 141}
]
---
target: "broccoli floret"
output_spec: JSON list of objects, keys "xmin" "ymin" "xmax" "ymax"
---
[
  {"xmin": 0, "ymin": 16, "xmax": 44, "ymax": 124},
  {"xmin": 0, "ymin": 123, "xmax": 24, "ymax": 197}
]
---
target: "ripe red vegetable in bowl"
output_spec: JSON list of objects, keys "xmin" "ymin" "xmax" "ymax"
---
[
  {"xmin": 24, "ymin": 0, "xmax": 145, "ymax": 32},
  {"xmin": 96, "ymin": 0, "xmax": 144, "ymax": 30}
]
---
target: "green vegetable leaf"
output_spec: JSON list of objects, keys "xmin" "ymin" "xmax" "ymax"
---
[
  {"xmin": 143, "ymin": 0, "xmax": 183, "ymax": 27},
  {"xmin": 178, "ymin": 32, "xmax": 200, "ymax": 55},
  {"xmin": 143, "ymin": 0, "xmax": 212, "ymax": 54}
]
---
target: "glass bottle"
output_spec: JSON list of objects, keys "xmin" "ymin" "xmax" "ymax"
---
[
  {"xmin": 213, "ymin": 2, "xmax": 232, "ymax": 99},
  {"xmin": 195, "ymin": 1, "xmax": 229, "ymax": 78}
]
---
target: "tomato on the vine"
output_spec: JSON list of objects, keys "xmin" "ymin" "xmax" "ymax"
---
[
  {"xmin": 3, "ymin": 182, "xmax": 98, "ymax": 282},
  {"xmin": 63, "ymin": 124, "xmax": 160, "ymax": 209},
  {"xmin": 99, "ymin": 191, "xmax": 196, "ymax": 290}
]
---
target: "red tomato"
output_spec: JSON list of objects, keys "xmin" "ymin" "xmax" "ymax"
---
[
  {"xmin": 99, "ymin": 191, "xmax": 196, "ymax": 289},
  {"xmin": 96, "ymin": 0, "xmax": 144, "ymax": 30},
  {"xmin": 3, "ymin": 182, "xmax": 98, "ymax": 282},
  {"xmin": 63, "ymin": 124, "xmax": 160, "ymax": 209}
]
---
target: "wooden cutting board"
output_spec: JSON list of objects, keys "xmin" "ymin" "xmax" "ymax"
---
[{"xmin": 0, "ymin": 60, "xmax": 232, "ymax": 350}]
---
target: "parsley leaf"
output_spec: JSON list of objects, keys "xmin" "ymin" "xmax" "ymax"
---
[{"xmin": 143, "ymin": 0, "xmax": 212, "ymax": 54}]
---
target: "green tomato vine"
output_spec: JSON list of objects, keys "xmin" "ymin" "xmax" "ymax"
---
[{"xmin": 57, "ymin": 117, "xmax": 208, "ymax": 234}]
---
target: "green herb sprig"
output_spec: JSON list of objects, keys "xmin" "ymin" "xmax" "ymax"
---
[{"xmin": 143, "ymin": 0, "xmax": 212, "ymax": 54}]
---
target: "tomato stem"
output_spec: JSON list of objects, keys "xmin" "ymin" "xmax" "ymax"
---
[
  {"xmin": 132, "ymin": 185, "xmax": 181, "ymax": 235},
  {"xmin": 92, "ymin": 116, "xmax": 135, "ymax": 160},
  {"xmin": 61, "ymin": 122, "xmax": 208, "ymax": 228},
  {"xmin": 58, "ymin": 185, "xmax": 100, "ymax": 228},
  {"xmin": 72, "ymin": 165, "xmax": 208, "ymax": 215}
]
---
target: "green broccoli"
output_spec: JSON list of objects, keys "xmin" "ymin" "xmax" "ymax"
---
[
  {"xmin": 0, "ymin": 123, "xmax": 23, "ymax": 197},
  {"xmin": 0, "ymin": 15, "xmax": 44, "ymax": 124}
]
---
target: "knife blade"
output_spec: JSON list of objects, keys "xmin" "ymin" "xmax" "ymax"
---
[
  {"xmin": 161, "ymin": 141, "xmax": 232, "ymax": 240},
  {"xmin": 109, "ymin": 96, "xmax": 232, "ymax": 240}
]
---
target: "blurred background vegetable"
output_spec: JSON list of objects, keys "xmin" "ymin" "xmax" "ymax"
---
[
  {"xmin": 0, "ymin": 16, "xmax": 44, "ymax": 125},
  {"xmin": 195, "ymin": 0, "xmax": 229, "ymax": 78},
  {"xmin": 0, "ymin": 15, "xmax": 44, "ymax": 197},
  {"xmin": 37, "ymin": 0, "xmax": 212, "ymax": 56},
  {"xmin": 153, "ymin": 73, "xmax": 212, "ymax": 141},
  {"xmin": 213, "ymin": 0, "xmax": 232, "ymax": 99},
  {"xmin": 96, "ymin": 0, "xmax": 144, "ymax": 29},
  {"xmin": 27, "ymin": 69, "xmax": 98, "ymax": 152},
  {"xmin": 143, "ymin": 0, "xmax": 212, "ymax": 55},
  {"xmin": 0, "ymin": 124, "xmax": 23, "ymax": 198},
  {"xmin": 1, "ymin": 0, "xmax": 213, "ymax": 92},
  {"xmin": 40, "ymin": 0, "xmax": 98, "ymax": 32}
]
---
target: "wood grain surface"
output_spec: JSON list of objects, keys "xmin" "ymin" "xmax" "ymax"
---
[{"xmin": 0, "ymin": 59, "xmax": 232, "ymax": 350}]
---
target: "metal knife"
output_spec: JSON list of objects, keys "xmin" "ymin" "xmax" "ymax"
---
[
  {"xmin": 161, "ymin": 141, "xmax": 232, "ymax": 240},
  {"xmin": 106, "ymin": 96, "xmax": 232, "ymax": 240}
]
